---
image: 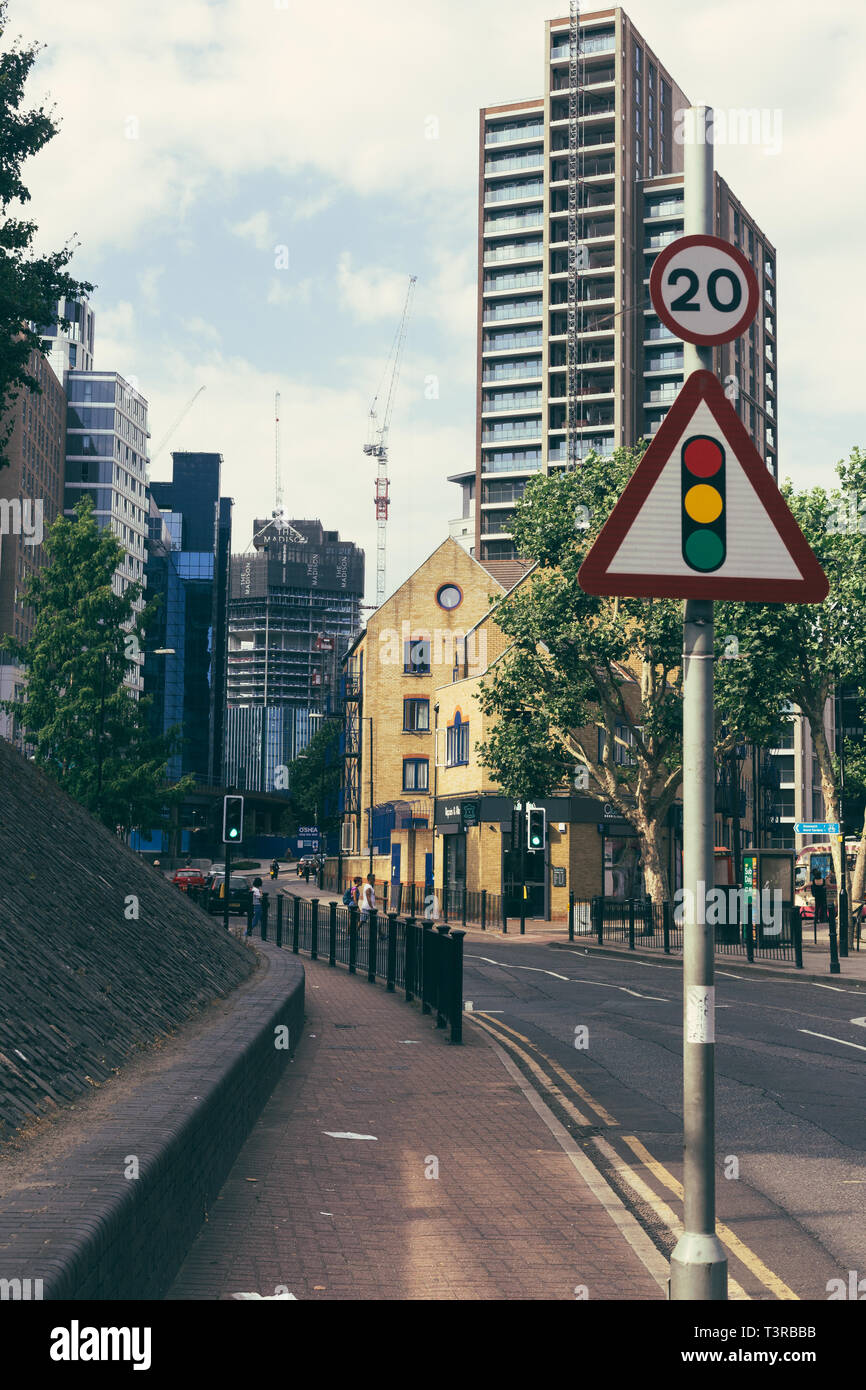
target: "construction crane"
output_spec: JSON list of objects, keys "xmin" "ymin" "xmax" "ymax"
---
[
  {"xmin": 363, "ymin": 274, "xmax": 417, "ymax": 609},
  {"xmin": 149, "ymin": 385, "xmax": 207, "ymax": 467},
  {"xmin": 566, "ymin": 0, "xmax": 586, "ymax": 469}
]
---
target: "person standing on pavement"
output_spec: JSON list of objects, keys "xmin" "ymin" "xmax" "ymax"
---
[
  {"xmin": 811, "ymin": 869, "xmax": 828, "ymax": 924},
  {"xmin": 247, "ymin": 877, "xmax": 263, "ymax": 938},
  {"xmin": 359, "ymin": 874, "xmax": 376, "ymax": 922}
]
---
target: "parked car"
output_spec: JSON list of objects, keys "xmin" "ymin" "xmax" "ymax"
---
[
  {"xmin": 172, "ymin": 867, "xmax": 206, "ymax": 892},
  {"xmin": 209, "ymin": 860, "xmax": 227, "ymax": 876},
  {"xmin": 296, "ymin": 854, "xmax": 324, "ymax": 878},
  {"xmin": 206, "ymin": 873, "xmax": 253, "ymax": 916}
]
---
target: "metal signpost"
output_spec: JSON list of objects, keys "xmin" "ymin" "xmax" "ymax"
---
[{"xmin": 579, "ymin": 108, "xmax": 828, "ymax": 1301}]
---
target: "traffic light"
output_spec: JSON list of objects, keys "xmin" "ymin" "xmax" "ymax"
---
[
  {"xmin": 222, "ymin": 795, "xmax": 244, "ymax": 845},
  {"xmin": 681, "ymin": 434, "xmax": 726, "ymax": 573},
  {"xmin": 527, "ymin": 806, "xmax": 546, "ymax": 850}
]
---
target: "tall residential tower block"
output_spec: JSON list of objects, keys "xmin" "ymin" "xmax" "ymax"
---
[{"xmin": 451, "ymin": 7, "xmax": 777, "ymax": 566}]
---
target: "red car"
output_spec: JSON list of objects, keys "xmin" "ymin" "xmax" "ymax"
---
[{"xmin": 172, "ymin": 867, "xmax": 206, "ymax": 892}]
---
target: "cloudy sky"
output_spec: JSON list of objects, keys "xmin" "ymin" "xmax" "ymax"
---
[{"xmin": 20, "ymin": 0, "xmax": 865, "ymax": 603}]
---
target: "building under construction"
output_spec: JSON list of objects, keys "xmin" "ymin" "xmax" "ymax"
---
[{"xmin": 225, "ymin": 519, "xmax": 364, "ymax": 791}]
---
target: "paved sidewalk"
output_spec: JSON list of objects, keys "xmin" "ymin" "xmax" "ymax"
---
[{"xmin": 167, "ymin": 953, "xmax": 662, "ymax": 1301}]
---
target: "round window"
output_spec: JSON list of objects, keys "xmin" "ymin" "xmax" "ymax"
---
[{"xmin": 436, "ymin": 583, "xmax": 462, "ymax": 610}]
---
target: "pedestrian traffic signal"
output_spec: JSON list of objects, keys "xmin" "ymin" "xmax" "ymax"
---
[
  {"xmin": 681, "ymin": 434, "xmax": 726, "ymax": 573},
  {"xmin": 222, "ymin": 795, "xmax": 244, "ymax": 845},
  {"xmin": 527, "ymin": 807, "xmax": 546, "ymax": 850}
]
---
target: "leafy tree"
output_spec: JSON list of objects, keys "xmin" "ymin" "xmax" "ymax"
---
[
  {"xmin": 715, "ymin": 449, "xmax": 866, "ymax": 942},
  {"xmin": 0, "ymin": 0, "xmax": 93, "ymax": 468},
  {"xmin": 288, "ymin": 720, "xmax": 341, "ymax": 842},
  {"xmin": 475, "ymin": 447, "xmax": 837, "ymax": 905},
  {"xmin": 1, "ymin": 496, "xmax": 191, "ymax": 834},
  {"xmin": 477, "ymin": 449, "xmax": 687, "ymax": 902}
]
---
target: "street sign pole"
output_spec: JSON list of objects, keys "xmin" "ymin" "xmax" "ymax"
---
[{"xmin": 670, "ymin": 106, "xmax": 728, "ymax": 1302}]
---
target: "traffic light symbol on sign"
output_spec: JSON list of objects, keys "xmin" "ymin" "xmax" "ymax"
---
[
  {"xmin": 222, "ymin": 795, "xmax": 244, "ymax": 844},
  {"xmin": 681, "ymin": 434, "xmax": 726, "ymax": 573},
  {"xmin": 527, "ymin": 807, "xmax": 546, "ymax": 850}
]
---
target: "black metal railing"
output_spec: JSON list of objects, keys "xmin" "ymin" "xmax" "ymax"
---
[
  {"xmin": 568, "ymin": 895, "xmax": 805, "ymax": 967},
  {"xmin": 244, "ymin": 891, "xmax": 465, "ymax": 1043}
]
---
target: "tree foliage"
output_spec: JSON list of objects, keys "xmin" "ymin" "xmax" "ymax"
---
[
  {"xmin": 477, "ymin": 448, "xmax": 685, "ymax": 902},
  {"xmin": 1, "ymin": 496, "xmax": 190, "ymax": 833},
  {"xmin": 0, "ymin": 0, "xmax": 93, "ymax": 468},
  {"xmin": 717, "ymin": 449, "xmax": 866, "ymax": 933},
  {"xmin": 476, "ymin": 445, "xmax": 866, "ymax": 904},
  {"xmin": 288, "ymin": 720, "xmax": 342, "ymax": 839}
]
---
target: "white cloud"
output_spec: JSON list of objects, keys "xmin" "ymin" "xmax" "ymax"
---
[
  {"xmin": 16, "ymin": 0, "xmax": 865, "ymax": 513},
  {"xmin": 228, "ymin": 211, "xmax": 274, "ymax": 253},
  {"xmin": 289, "ymin": 192, "xmax": 335, "ymax": 223},
  {"xmin": 137, "ymin": 265, "xmax": 164, "ymax": 312},
  {"xmin": 96, "ymin": 305, "xmax": 464, "ymax": 604},
  {"xmin": 266, "ymin": 277, "xmax": 314, "ymax": 307},
  {"xmin": 181, "ymin": 316, "xmax": 221, "ymax": 344},
  {"xmin": 336, "ymin": 253, "xmax": 412, "ymax": 324}
]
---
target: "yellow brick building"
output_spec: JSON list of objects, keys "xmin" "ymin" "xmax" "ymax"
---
[{"xmin": 334, "ymin": 535, "xmax": 680, "ymax": 922}]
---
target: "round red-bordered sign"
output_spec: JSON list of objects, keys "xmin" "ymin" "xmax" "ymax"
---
[{"xmin": 649, "ymin": 233, "xmax": 759, "ymax": 346}]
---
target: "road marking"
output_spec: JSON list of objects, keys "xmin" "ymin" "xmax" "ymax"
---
[
  {"xmin": 323, "ymin": 1131, "xmax": 378, "ymax": 1140},
  {"xmin": 799, "ymin": 1029, "xmax": 866, "ymax": 1053},
  {"xmin": 717, "ymin": 970, "xmax": 747, "ymax": 980},
  {"xmin": 810, "ymin": 983, "xmax": 864, "ymax": 994},
  {"xmin": 476, "ymin": 1013, "xmax": 617, "ymax": 1125},
  {"xmin": 469, "ymin": 955, "xmax": 668, "ymax": 1000},
  {"xmin": 568, "ymin": 977, "xmax": 669, "ymax": 1001},
  {"xmin": 479, "ymin": 1030, "xmax": 670, "ymax": 1295},
  {"xmin": 473, "ymin": 1017, "xmax": 596, "ymax": 1126},
  {"xmin": 467, "ymin": 955, "xmax": 569, "ymax": 980},
  {"xmin": 475, "ymin": 1013, "xmax": 796, "ymax": 1301},
  {"xmin": 851, "ymin": 1018, "xmax": 866, "ymax": 1028},
  {"xmin": 620, "ymin": 1135, "xmax": 797, "ymax": 1301}
]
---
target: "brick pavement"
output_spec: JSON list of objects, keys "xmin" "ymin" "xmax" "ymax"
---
[{"xmin": 167, "ymin": 955, "xmax": 662, "ymax": 1301}]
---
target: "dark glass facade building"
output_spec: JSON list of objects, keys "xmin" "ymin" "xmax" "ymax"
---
[{"xmin": 147, "ymin": 453, "xmax": 232, "ymax": 785}]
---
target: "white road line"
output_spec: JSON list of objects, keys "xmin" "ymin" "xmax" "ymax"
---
[
  {"xmin": 468, "ymin": 955, "xmax": 667, "ymax": 998},
  {"xmin": 466, "ymin": 955, "xmax": 569, "ymax": 980},
  {"xmin": 851, "ymin": 1017, "xmax": 866, "ymax": 1028},
  {"xmin": 810, "ymin": 982, "xmax": 865, "ymax": 995},
  {"xmin": 799, "ymin": 1029, "xmax": 866, "ymax": 1054},
  {"xmin": 568, "ymin": 977, "xmax": 669, "ymax": 1002}
]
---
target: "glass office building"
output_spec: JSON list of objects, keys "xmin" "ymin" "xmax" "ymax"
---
[{"xmin": 148, "ymin": 453, "xmax": 232, "ymax": 784}]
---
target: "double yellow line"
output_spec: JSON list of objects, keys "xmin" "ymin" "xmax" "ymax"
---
[{"xmin": 470, "ymin": 1011, "xmax": 798, "ymax": 1302}]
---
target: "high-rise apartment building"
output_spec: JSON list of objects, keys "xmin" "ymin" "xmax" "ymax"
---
[
  {"xmin": 41, "ymin": 295, "xmax": 95, "ymax": 378},
  {"xmin": 63, "ymin": 370, "xmax": 150, "ymax": 694},
  {"xmin": 452, "ymin": 7, "xmax": 777, "ymax": 566},
  {"xmin": 226, "ymin": 519, "xmax": 364, "ymax": 792}
]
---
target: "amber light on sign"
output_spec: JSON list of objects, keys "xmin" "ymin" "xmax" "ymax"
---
[{"xmin": 681, "ymin": 435, "xmax": 726, "ymax": 572}]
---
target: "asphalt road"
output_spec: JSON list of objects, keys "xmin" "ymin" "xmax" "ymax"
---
[{"xmin": 461, "ymin": 940, "xmax": 866, "ymax": 1301}]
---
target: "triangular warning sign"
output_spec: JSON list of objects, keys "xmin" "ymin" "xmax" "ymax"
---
[{"xmin": 578, "ymin": 371, "xmax": 828, "ymax": 603}]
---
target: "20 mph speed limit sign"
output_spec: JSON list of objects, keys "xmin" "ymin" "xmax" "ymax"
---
[{"xmin": 649, "ymin": 234, "xmax": 759, "ymax": 346}]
